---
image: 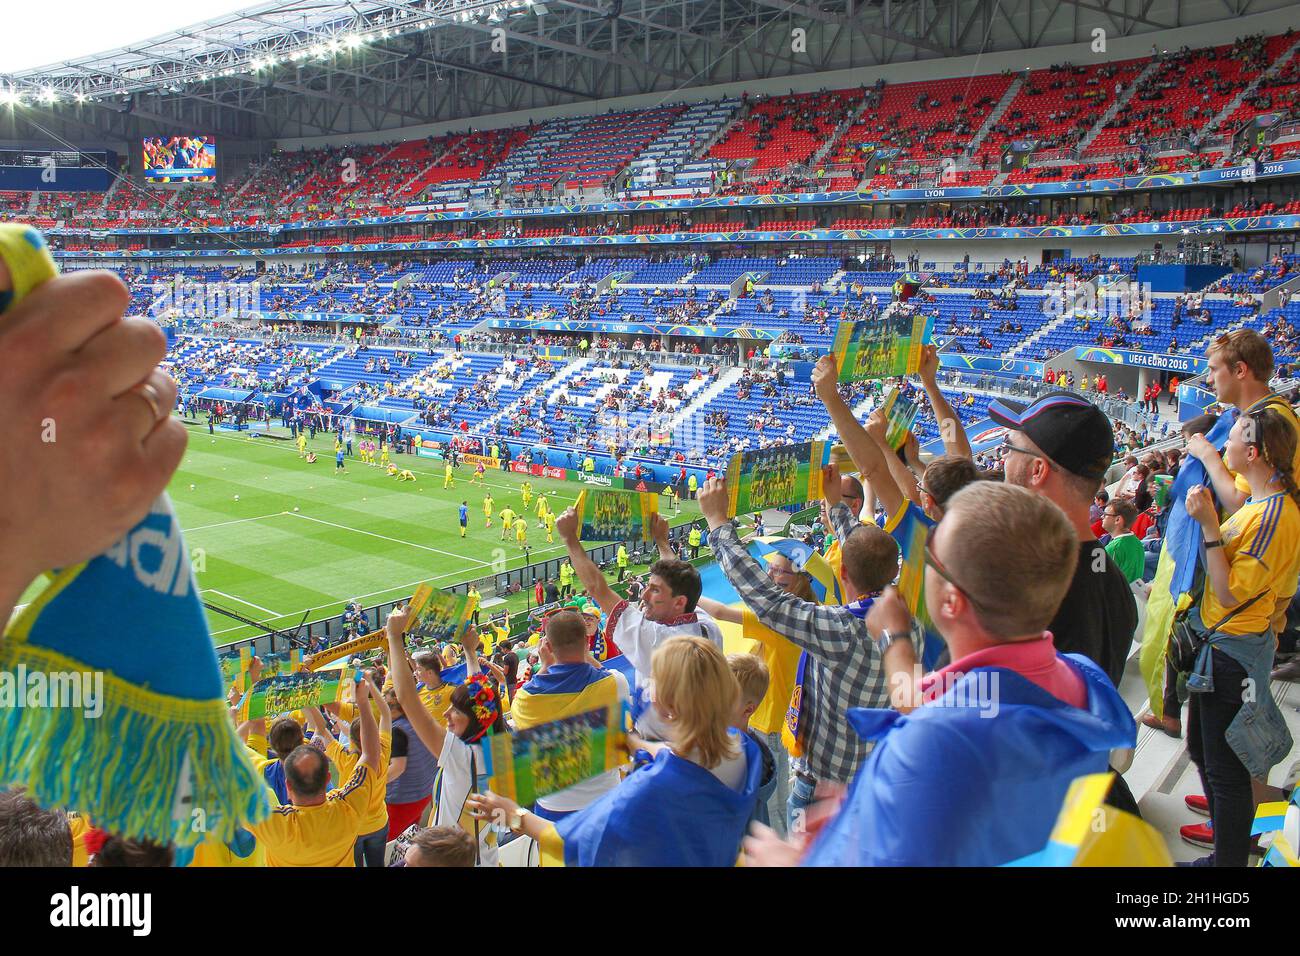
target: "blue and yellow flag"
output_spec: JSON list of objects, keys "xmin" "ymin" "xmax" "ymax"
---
[
  {"xmin": 543, "ymin": 732, "xmax": 762, "ymax": 867},
  {"xmin": 1006, "ymin": 773, "xmax": 1173, "ymax": 867}
]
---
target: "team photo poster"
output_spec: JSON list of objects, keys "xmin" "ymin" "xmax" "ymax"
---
[
  {"xmin": 575, "ymin": 488, "xmax": 659, "ymax": 542},
  {"xmin": 725, "ymin": 440, "xmax": 830, "ymax": 517},
  {"xmin": 484, "ymin": 703, "xmax": 627, "ymax": 806},
  {"xmin": 405, "ymin": 583, "xmax": 478, "ymax": 645},
  {"xmin": 831, "ymin": 313, "xmax": 935, "ymax": 383}
]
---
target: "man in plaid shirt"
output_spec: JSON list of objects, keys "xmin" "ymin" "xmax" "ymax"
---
[{"xmin": 698, "ymin": 467, "xmax": 901, "ymax": 830}]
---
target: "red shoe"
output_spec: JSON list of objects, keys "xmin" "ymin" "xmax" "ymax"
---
[
  {"xmin": 1140, "ymin": 713, "xmax": 1182, "ymax": 738},
  {"xmin": 1180, "ymin": 821, "xmax": 1214, "ymax": 847},
  {"xmin": 1185, "ymin": 794, "xmax": 1210, "ymax": 816}
]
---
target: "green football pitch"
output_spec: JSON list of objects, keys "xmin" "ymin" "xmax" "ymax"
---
[{"xmin": 20, "ymin": 421, "xmax": 703, "ymax": 647}]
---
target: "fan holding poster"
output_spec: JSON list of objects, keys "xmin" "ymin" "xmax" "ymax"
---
[
  {"xmin": 725, "ymin": 441, "xmax": 829, "ymax": 517},
  {"xmin": 879, "ymin": 386, "xmax": 921, "ymax": 451},
  {"xmin": 406, "ymin": 583, "xmax": 478, "ymax": 646},
  {"xmin": 575, "ymin": 488, "xmax": 658, "ymax": 542},
  {"xmin": 239, "ymin": 668, "xmax": 354, "ymax": 722},
  {"xmin": 831, "ymin": 312, "xmax": 935, "ymax": 383}
]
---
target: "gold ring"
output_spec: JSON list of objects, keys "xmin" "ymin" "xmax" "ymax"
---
[{"xmin": 130, "ymin": 381, "xmax": 165, "ymax": 425}]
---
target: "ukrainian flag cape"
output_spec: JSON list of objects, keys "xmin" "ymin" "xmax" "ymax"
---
[
  {"xmin": 1006, "ymin": 773, "xmax": 1173, "ymax": 866},
  {"xmin": 1139, "ymin": 409, "xmax": 1236, "ymax": 717},
  {"xmin": 552, "ymin": 731, "xmax": 762, "ymax": 867},
  {"xmin": 802, "ymin": 655, "xmax": 1134, "ymax": 867},
  {"xmin": 511, "ymin": 662, "xmax": 620, "ymax": 729},
  {"xmin": 0, "ymin": 225, "xmax": 266, "ymax": 847}
]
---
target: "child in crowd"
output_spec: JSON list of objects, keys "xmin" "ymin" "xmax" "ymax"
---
[{"xmin": 727, "ymin": 653, "xmax": 776, "ymax": 829}]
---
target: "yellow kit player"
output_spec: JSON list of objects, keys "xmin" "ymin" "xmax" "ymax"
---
[
  {"xmin": 483, "ymin": 493, "xmax": 495, "ymax": 528},
  {"xmin": 535, "ymin": 493, "xmax": 550, "ymax": 528},
  {"xmin": 514, "ymin": 516, "xmax": 529, "ymax": 548},
  {"xmin": 297, "ymin": 432, "xmax": 308, "ymax": 458},
  {"xmin": 443, "ymin": 460, "xmax": 455, "ymax": 489},
  {"xmin": 379, "ymin": 444, "xmax": 390, "ymax": 469},
  {"xmin": 397, "ymin": 468, "xmax": 415, "ymax": 481},
  {"xmin": 544, "ymin": 508, "xmax": 557, "ymax": 544},
  {"xmin": 499, "ymin": 505, "xmax": 517, "ymax": 541},
  {"xmin": 520, "ymin": 481, "xmax": 533, "ymax": 507}
]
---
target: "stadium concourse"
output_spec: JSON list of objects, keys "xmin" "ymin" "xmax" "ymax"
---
[{"xmin": 3, "ymin": 0, "xmax": 1300, "ymax": 886}]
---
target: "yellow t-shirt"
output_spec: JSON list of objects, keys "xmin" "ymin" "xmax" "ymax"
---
[
  {"xmin": 515, "ymin": 518, "xmax": 528, "ymax": 538},
  {"xmin": 1201, "ymin": 491, "xmax": 1300, "ymax": 635},
  {"xmin": 742, "ymin": 608, "xmax": 802, "ymax": 736},
  {"xmin": 325, "ymin": 731, "xmax": 392, "ymax": 834},
  {"xmin": 483, "ymin": 498, "xmax": 494, "ymax": 516},
  {"xmin": 187, "ymin": 832, "xmax": 267, "ymax": 868},
  {"xmin": 419, "ymin": 682, "xmax": 454, "ymax": 727},
  {"xmin": 248, "ymin": 763, "xmax": 379, "ymax": 867},
  {"xmin": 68, "ymin": 813, "xmax": 92, "ymax": 867},
  {"xmin": 500, "ymin": 508, "xmax": 517, "ymax": 527}
]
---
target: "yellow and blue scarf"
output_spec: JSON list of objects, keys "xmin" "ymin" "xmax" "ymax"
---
[{"xmin": 0, "ymin": 225, "xmax": 266, "ymax": 847}]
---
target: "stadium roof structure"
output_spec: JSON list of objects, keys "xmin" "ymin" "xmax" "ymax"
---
[{"xmin": 2, "ymin": 0, "xmax": 1298, "ymax": 142}]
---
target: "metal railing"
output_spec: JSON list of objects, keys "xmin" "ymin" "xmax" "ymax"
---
[{"xmin": 210, "ymin": 524, "xmax": 696, "ymax": 654}]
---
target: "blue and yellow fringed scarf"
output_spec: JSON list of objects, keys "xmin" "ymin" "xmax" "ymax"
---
[{"xmin": 0, "ymin": 224, "xmax": 267, "ymax": 848}]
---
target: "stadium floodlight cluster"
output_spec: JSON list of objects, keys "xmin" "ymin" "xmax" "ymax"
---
[{"xmin": 0, "ymin": 0, "xmax": 536, "ymax": 105}]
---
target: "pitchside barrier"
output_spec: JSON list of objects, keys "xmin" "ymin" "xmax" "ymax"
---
[{"xmin": 213, "ymin": 523, "xmax": 698, "ymax": 656}]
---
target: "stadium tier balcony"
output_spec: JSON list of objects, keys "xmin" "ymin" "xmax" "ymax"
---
[
  {"xmin": 622, "ymin": 99, "xmax": 742, "ymax": 193},
  {"xmin": 1206, "ymin": 253, "xmax": 1300, "ymax": 292},
  {"xmin": 708, "ymin": 89, "xmax": 863, "ymax": 171},
  {"xmin": 976, "ymin": 60, "xmax": 1146, "ymax": 163},
  {"xmin": 830, "ymin": 217, "xmax": 897, "ymax": 229},
  {"xmin": 0, "ymin": 190, "xmax": 31, "ymax": 217},
  {"xmin": 404, "ymin": 127, "xmax": 531, "ymax": 204},
  {"xmin": 760, "ymin": 256, "xmax": 841, "ymax": 285},
  {"xmin": 1223, "ymin": 34, "xmax": 1300, "ymax": 129},
  {"xmin": 1027, "ymin": 297, "xmax": 1260, "ymax": 358},
  {"xmin": 757, "ymin": 218, "xmax": 817, "ymax": 231},
  {"xmin": 938, "ymin": 169, "xmax": 999, "ymax": 187},
  {"xmin": 502, "ymin": 107, "xmax": 683, "ymax": 195},
  {"xmin": 1003, "ymin": 161, "xmax": 1127, "ymax": 184},
  {"xmin": 837, "ymin": 74, "xmax": 1014, "ymax": 166},
  {"xmin": 1095, "ymin": 36, "xmax": 1281, "ymax": 152}
]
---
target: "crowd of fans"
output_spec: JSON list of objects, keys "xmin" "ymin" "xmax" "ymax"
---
[{"xmin": 4, "ymin": 245, "xmax": 1297, "ymax": 869}]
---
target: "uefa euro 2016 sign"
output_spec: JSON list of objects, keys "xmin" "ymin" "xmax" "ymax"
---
[{"xmin": 1074, "ymin": 347, "xmax": 1208, "ymax": 375}]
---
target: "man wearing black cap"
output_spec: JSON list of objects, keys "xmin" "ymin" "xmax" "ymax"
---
[{"xmin": 989, "ymin": 392, "xmax": 1137, "ymax": 688}]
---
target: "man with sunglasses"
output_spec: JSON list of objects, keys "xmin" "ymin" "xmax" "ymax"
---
[
  {"xmin": 744, "ymin": 483, "xmax": 1136, "ymax": 867},
  {"xmin": 989, "ymin": 391, "xmax": 1136, "ymax": 689}
]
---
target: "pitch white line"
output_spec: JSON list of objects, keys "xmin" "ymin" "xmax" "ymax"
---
[
  {"xmin": 187, "ymin": 512, "xmax": 286, "ymax": 533},
  {"xmin": 282, "ymin": 511, "xmax": 494, "ymax": 564},
  {"xmin": 204, "ymin": 588, "xmax": 280, "ymax": 617},
  {"xmin": 207, "ymin": 567, "xmax": 468, "ymax": 638}
]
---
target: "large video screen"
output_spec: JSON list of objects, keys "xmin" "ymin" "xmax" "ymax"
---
[{"xmin": 142, "ymin": 135, "xmax": 216, "ymax": 184}]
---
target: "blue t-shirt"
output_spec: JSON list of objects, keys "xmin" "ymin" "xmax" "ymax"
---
[
  {"xmin": 459, "ymin": 505, "xmax": 469, "ymax": 523},
  {"xmin": 336, "ymin": 450, "xmax": 345, "ymax": 464}
]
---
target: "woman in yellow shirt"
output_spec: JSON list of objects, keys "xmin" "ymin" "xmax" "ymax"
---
[{"xmin": 1183, "ymin": 406, "xmax": 1300, "ymax": 867}]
